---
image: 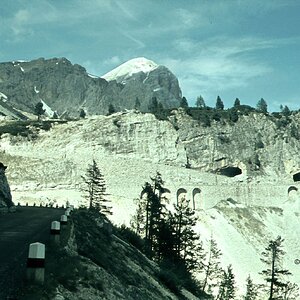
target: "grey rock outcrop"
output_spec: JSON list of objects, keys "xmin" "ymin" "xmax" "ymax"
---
[
  {"xmin": 0, "ymin": 162, "xmax": 13, "ymax": 208},
  {"xmin": 0, "ymin": 57, "xmax": 181, "ymax": 118}
]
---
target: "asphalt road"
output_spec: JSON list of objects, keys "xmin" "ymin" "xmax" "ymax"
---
[{"xmin": 0, "ymin": 206, "xmax": 64, "ymax": 299}]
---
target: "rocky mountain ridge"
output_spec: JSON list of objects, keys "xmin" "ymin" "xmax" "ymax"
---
[{"xmin": 0, "ymin": 57, "xmax": 181, "ymax": 118}]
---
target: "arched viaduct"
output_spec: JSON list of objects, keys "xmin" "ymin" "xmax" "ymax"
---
[{"xmin": 160, "ymin": 182, "xmax": 300, "ymax": 211}]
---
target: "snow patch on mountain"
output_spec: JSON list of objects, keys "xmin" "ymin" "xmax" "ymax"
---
[
  {"xmin": 0, "ymin": 92, "xmax": 8, "ymax": 102},
  {"xmin": 41, "ymin": 100, "xmax": 55, "ymax": 117},
  {"xmin": 34, "ymin": 86, "xmax": 40, "ymax": 94},
  {"xmin": 102, "ymin": 57, "xmax": 158, "ymax": 82}
]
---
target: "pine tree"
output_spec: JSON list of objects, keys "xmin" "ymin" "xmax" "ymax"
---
[
  {"xmin": 245, "ymin": 275, "xmax": 258, "ymax": 300},
  {"xmin": 256, "ymin": 98, "xmax": 268, "ymax": 113},
  {"xmin": 260, "ymin": 236, "xmax": 291, "ymax": 300},
  {"xmin": 279, "ymin": 281, "xmax": 299, "ymax": 300},
  {"xmin": 79, "ymin": 108, "xmax": 86, "ymax": 118},
  {"xmin": 172, "ymin": 196, "xmax": 202, "ymax": 271},
  {"xmin": 130, "ymin": 198, "xmax": 146, "ymax": 236},
  {"xmin": 180, "ymin": 96, "xmax": 189, "ymax": 108},
  {"xmin": 196, "ymin": 95, "xmax": 206, "ymax": 108},
  {"xmin": 201, "ymin": 236, "xmax": 223, "ymax": 293},
  {"xmin": 108, "ymin": 104, "xmax": 116, "ymax": 115},
  {"xmin": 81, "ymin": 160, "xmax": 112, "ymax": 215},
  {"xmin": 34, "ymin": 102, "xmax": 45, "ymax": 121},
  {"xmin": 281, "ymin": 105, "xmax": 291, "ymax": 117},
  {"xmin": 140, "ymin": 172, "xmax": 167, "ymax": 256},
  {"xmin": 215, "ymin": 96, "xmax": 224, "ymax": 110},
  {"xmin": 217, "ymin": 265, "xmax": 236, "ymax": 300},
  {"xmin": 234, "ymin": 98, "xmax": 241, "ymax": 107}
]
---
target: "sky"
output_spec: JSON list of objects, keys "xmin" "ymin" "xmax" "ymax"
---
[{"xmin": 1, "ymin": 0, "xmax": 300, "ymax": 111}]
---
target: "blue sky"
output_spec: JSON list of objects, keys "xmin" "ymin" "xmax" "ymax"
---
[{"xmin": 1, "ymin": 0, "xmax": 300, "ymax": 111}]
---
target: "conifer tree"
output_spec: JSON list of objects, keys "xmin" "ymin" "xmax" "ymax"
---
[
  {"xmin": 172, "ymin": 196, "xmax": 202, "ymax": 271},
  {"xmin": 245, "ymin": 275, "xmax": 258, "ymax": 300},
  {"xmin": 81, "ymin": 160, "xmax": 112, "ymax": 215},
  {"xmin": 196, "ymin": 95, "xmax": 206, "ymax": 108},
  {"xmin": 79, "ymin": 108, "xmax": 86, "ymax": 118},
  {"xmin": 217, "ymin": 265, "xmax": 236, "ymax": 300},
  {"xmin": 180, "ymin": 96, "xmax": 189, "ymax": 108},
  {"xmin": 201, "ymin": 236, "xmax": 223, "ymax": 293},
  {"xmin": 34, "ymin": 101, "xmax": 46, "ymax": 121},
  {"xmin": 256, "ymin": 98, "xmax": 268, "ymax": 113},
  {"xmin": 260, "ymin": 236, "xmax": 291, "ymax": 300},
  {"xmin": 108, "ymin": 104, "xmax": 116, "ymax": 115},
  {"xmin": 130, "ymin": 198, "xmax": 146, "ymax": 236},
  {"xmin": 215, "ymin": 96, "xmax": 224, "ymax": 110},
  {"xmin": 234, "ymin": 98, "xmax": 241, "ymax": 107},
  {"xmin": 279, "ymin": 281, "xmax": 299, "ymax": 300},
  {"xmin": 281, "ymin": 105, "xmax": 291, "ymax": 117},
  {"xmin": 139, "ymin": 172, "xmax": 167, "ymax": 256}
]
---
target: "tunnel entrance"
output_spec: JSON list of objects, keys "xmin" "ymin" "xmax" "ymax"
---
[
  {"xmin": 293, "ymin": 172, "xmax": 300, "ymax": 182},
  {"xmin": 217, "ymin": 166, "xmax": 242, "ymax": 177}
]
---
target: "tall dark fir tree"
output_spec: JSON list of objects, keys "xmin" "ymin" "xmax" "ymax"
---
[
  {"xmin": 260, "ymin": 236, "xmax": 291, "ymax": 300},
  {"xmin": 81, "ymin": 159, "xmax": 112, "ymax": 215},
  {"xmin": 215, "ymin": 96, "xmax": 224, "ymax": 110}
]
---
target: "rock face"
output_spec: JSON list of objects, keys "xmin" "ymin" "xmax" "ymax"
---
[
  {"xmin": 0, "ymin": 163, "xmax": 13, "ymax": 208},
  {"xmin": 1, "ymin": 110, "xmax": 300, "ymax": 294},
  {"xmin": 102, "ymin": 57, "xmax": 182, "ymax": 110},
  {"xmin": 0, "ymin": 57, "xmax": 181, "ymax": 118}
]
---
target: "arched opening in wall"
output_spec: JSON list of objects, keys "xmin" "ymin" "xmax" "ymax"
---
[
  {"xmin": 161, "ymin": 188, "xmax": 171, "ymax": 203},
  {"xmin": 218, "ymin": 166, "xmax": 242, "ymax": 177},
  {"xmin": 192, "ymin": 188, "xmax": 201, "ymax": 210},
  {"xmin": 288, "ymin": 186, "xmax": 298, "ymax": 194},
  {"xmin": 293, "ymin": 172, "xmax": 300, "ymax": 182},
  {"xmin": 288, "ymin": 186, "xmax": 298, "ymax": 198},
  {"xmin": 177, "ymin": 188, "xmax": 187, "ymax": 205}
]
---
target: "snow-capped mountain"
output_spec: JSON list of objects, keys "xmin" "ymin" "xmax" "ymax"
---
[
  {"xmin": 0, "ymin": 57, "xmax": 182, "ymax": 117},
  {"xmin": 102, "ymin": 57, "xmax": 159, "ymax": 83}
]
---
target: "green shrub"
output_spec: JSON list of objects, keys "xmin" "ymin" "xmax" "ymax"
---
[
  {"xmin": 157, "ymin": 268, "xmax": 181, "ymax": 296},
  {"xmin": 115, "ymin": 225, "xmax": 145, "ymax": 253}
]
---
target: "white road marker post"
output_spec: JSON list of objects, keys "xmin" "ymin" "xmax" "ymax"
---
[
  {"xmin": 26, "ymin": 242, "xmax": 45, "ymax": 284},
  {"xmin": 60, "ymin": 214, "xmax": 68, "ymax": 225},
  {"xmin": 50, "ymin": 221, "xmax": 61, "ymax": 244}
]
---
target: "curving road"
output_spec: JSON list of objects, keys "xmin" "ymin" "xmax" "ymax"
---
[{"xmin": 0, "ymin": 206, "xmax": 64, "ymax": 299}]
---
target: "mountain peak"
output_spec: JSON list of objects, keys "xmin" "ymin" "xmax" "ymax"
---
[{"xmin": 102, "ymin": 57, "xmax": 159, "ymax": 82}]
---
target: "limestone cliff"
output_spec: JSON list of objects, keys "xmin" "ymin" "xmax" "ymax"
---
[{"xmin": 1, "ymin": 110, "xmax": 300, "ymax": 295}]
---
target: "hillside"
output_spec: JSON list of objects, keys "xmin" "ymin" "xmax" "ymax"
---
[
  {"xmin": 19, "ymin": 209, "xmax": 208, "ymax": 300},
  {"xmin": 1, "ymin": 108, "xmax": 300, "ymax": 297}
]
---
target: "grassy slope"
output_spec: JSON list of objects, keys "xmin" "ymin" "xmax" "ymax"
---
[{"xmin": 19, "ymin": 209, "xmax": 209, "ymax": 300}]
